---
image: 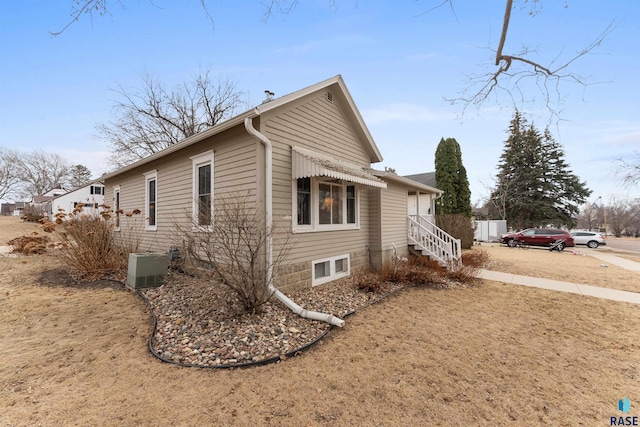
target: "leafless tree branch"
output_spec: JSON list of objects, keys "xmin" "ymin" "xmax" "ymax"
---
[
  {"xmin": 616, "ymin": 151, "xmax": 640, "ymax": 188},
  {"xmin": 97, "ymin": 69, "xmax": 245, "ymax": 168},
  {"xmin": 50, "ymin": 0, "xmax": 111, "ymax": 37},
  {"xmin": 13, "ymin": 150, "xmax": 71, "ymax": 197},
  {"xmin": 51, "ymin": 0, "xmax": 212, "ymax": 36},
  {"xmin": 0, "ymin": 148, "xmax": 23, "ymax": 200},
  {"xmin": 441, "ymin": 1, "xmax": 616, "ymax": 119}
]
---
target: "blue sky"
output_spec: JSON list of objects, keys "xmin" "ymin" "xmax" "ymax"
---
[{"xmin": 1, "ymin": 0, "xmax": 638, "ymax": 205}]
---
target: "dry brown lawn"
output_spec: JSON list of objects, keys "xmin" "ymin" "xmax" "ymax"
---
[
  {"xmin": 1, "ymin": 217, "xmax": 639, "ymax": 426},
  {"xmin": 0, "ymin": 216, "xmax": 48, "ymax": 245},
  {"xmin": 478, "ymin": 243, "xmax": 640, "ymax": 293}
]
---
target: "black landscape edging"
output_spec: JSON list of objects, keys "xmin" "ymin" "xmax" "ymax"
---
[{"xmin": 136, "ymin": 283, "xmax": 410, "ymax": 369}]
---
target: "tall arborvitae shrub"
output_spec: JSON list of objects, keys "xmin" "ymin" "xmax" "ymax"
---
[{"xmin": 434, "ymin": 137, "xmax": 473, "ymax": 248}]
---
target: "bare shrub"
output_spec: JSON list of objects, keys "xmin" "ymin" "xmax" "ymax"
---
[
  {"xmin": 377, "ymin": 255, "xmax": 446, "ymax": 287},
  {"xmin": 435, "ymin": 214, "xmax": 475, "ymax": 249},
  {"xmin": 23, "ymin": 204, "xmax": 47, "ymax": 223},
  {"xmin": 443, "ymin": 266, "xmax": 479, "ymax": 285},
  {"xmin": 461, "ymin": 249, "xmax": 490, "ymax": 269},
  {"xmin": 177, "ymin": 194, "xmax": 291, "ymax": 314},
  {"xmin": 8, "ymin": 234, "xmax": 50, "ymax": 255},
  {"xmin": 41, "ymin": 204, "xmax": 143, "ymax": 281},
  {"xmin": 379, "ymin": 252, "xmax": 487, "ymax": 287},
  {"xmin": 440, "ymin": 250, "xmax": 491, "ymax": 284},
  {"xmin": 405, "ymin": 265, "xmax": 445, "ymax": 287},
  {"xmin": 351, "ymin": 270, "xmax": 385, "ymax": 293},
  {"xmin": 378, "ymin": 261, "xmax": 404, "ymax": 283},
  {"xmin": 408, "ymin": 254, "xmax": 445, "ymax": 272}
]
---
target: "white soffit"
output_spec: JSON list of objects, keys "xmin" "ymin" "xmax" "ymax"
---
[{"xmin": 292, "ymin": 146, "xmax": 387, "ymax": 189}]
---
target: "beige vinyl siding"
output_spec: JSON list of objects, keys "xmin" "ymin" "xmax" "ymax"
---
[
  {"xmin": 368, "ymin": 188, "xmax": 382, "ymax": 251},
  {"xmin": 264, "ymin": 91, "xmax": 375, "ymax": 265},
  {"xmin": 104, "ymin": 127, "xmax": 258, "ymax": 253},
  {"xmin": 380, "ymin": 181, "xmax": 408, "ymax": 250},
  {"xmin": 264, "ymin": 92, "xmax": 371, "ymax": 166}
]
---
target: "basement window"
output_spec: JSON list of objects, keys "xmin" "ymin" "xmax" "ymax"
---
[{"xmin": 312, "ymin": 254, "xmax": 350, "ymax": 286}]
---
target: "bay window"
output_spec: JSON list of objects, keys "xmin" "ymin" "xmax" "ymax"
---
[{"xmin": 294, "ymin": 177, "xmax": 358, "ymax": 231}]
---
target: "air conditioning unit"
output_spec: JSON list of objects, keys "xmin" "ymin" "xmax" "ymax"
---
[{"xmin": 126, "ymin": 253, "xmax": 169, "ymax": 289}]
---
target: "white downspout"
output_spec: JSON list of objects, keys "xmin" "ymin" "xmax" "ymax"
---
[
  {"xmin": 244, "ymin": 116, "xmax": 345, "ymax": 328},
  {"xmin": 432, "ymin": 192, "xmax": 442, "ymax": 218}
]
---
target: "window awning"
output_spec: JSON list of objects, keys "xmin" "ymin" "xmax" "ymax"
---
[{"xmin": 292, "ymin": 146, "xmax": 387, "ymax": 189}]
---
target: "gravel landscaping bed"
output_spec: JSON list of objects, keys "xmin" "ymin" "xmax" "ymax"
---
[{"xmin": 141, "ymin": 272, "xmax": 408, "ymax": 367}]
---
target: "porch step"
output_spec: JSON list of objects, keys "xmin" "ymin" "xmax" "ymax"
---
[
  {"xmin": 408, "ymin": 243, "xmax": 456, "ymax": 267},
  {"xmin": 407, "ymin": 214, "xmax": 462, "ymax": 269}
]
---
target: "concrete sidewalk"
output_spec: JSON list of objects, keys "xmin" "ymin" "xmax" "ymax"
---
[
  {"xmin": 478, "ymin": 270, "xmax": 640, "ymax": 304},
  {"xmin": 586, "ymin": 252, "xmax": 640, "ymax": 272}
]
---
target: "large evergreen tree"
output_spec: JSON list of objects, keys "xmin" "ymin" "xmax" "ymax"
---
[
  {"xmin": 434, "ymin": 137, "xmax": 472, "ymax": 216},
  {"xmin": 491, "ymin": 111, "xmax": 591, "ymax": 229}
]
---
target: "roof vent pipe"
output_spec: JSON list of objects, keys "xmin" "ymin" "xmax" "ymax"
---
[{"xmin": 263, "ymin": 90, "xmax": 275, "ymax": 103}]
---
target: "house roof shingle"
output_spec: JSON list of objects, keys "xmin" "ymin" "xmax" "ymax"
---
[
  {"xmin": 403, "ymin": 172, "xmax": 437, "ymax": 188},
  {"xmin": 102, "ymin": 75, "xmax": 383, "ymax": 181}
]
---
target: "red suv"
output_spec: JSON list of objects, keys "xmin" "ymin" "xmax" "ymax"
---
[{"xmin": 500, "ymin": 228, "xmax": 575, "ymax": 250}]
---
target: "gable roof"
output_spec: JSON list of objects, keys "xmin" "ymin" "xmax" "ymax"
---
[
  {"xmin": 255, "ymin": 75, "xmax": 382, "ymax": 162},
  {"xmin": 403, "ymin": 172, "xmax": 437, "ymax": 188},
  {"xmin": 372, "ymin": 170, "xmax": 442, "ymax": 194},
  {"xmin": 32, "ymin": 195, "xmax": 54, "ymax": 203},
  {"xmin": 52, "ymin": 181, "xmax": 105, "ymax": 201},
  {"xmin": 102, "ymin": 75, "xmax": 382, "ymax": 181}
]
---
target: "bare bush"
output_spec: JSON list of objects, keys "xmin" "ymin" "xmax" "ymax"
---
[
  {"xmin": 375, "ymin": 251, "xmax": 488, "ymax": 288},
  {"xmin": 443, "ymin": 249, "xmax": 491, "ymax": 284},
  {"xmin": 23, "ymin": 204, "xmax": 48, "ymax": 223},
  {"xmin": 435, "ymin": 214, "xmax": 475, "ymax": 249},
  {"xmin": 7, "ymin": 234, "xmax": 50, "ymax": 255},
  {"xmin": 461, "ymin": 249, "xmax": 490, "ymax": 270},
  {"xmin": 177, "ymin": 194, "xmax": 291, "ymax": 314},
  {"xmin": 42, "ymin": 204, "xmax": 143, "ymax": 281},
  {"xmin": 351, "ymin": 270, "xmax": 385, "ymax": 293},
  {"xmin": 377, "ymin": 255, "xmax": 446, "ymax": 287}
]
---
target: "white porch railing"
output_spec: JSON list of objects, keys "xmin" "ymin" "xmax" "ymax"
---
[{"xmin": 407, "ymin": 214, "xmax": 462, "ymax": 267}]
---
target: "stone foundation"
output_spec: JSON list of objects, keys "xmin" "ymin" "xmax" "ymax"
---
[
  {"xmin": 349, "ymin": 249, "xmax": 369, "ymax": 274},
  {"xmin": 275, "ymin": 260, "xmax": 312, "ymax": 293},
  {"xmin": 275, "ymin": 249, "xmax": 371, "ymax": 293},
  {"xmin": 368, "ymin": 245, "xmax": 409, "ymax": 271}
]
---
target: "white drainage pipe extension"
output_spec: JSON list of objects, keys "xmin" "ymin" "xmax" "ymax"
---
[{"xmin": 244, "ymin": 116, "xmax": 345, "ymax": 328}]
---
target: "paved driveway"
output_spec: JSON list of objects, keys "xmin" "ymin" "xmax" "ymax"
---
[{"xmin": 602, "ymin": 237, "xmax": 640, "ymax": 253}]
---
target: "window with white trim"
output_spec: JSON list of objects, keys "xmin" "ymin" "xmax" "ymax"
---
[
  {"xmin": 294, "ymin": 178, "xmax": 358, "ymax": 232},
  {"xmin": 191, "ymin": 151, "xmax": 214, "ymax": 228},
  {"xmin": 114, "ymin": 185, "xmax": 121, "ymax": 231},
  {"xmin": 144, "ymin": 170, "xmax": 157, "ymax": 231},
  {"xmin": 90, "ymin": 185, "xmax": 104, "ymax": 195},
  {"xmin": 297, "ymin": 177, "xmax": 311, "ymax": 226},
  {"xmin": 312, "ymin": 254, "xmax": 350, "ymax": 286}
]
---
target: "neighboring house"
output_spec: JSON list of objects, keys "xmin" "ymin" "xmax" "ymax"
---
[
  {"xmin": 50, "ymin": 183, "xmax": 105, "ymax": 221},
  {"xmin": 102, "ymin": 75, "xmax": 459, "ymax": 292}
]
